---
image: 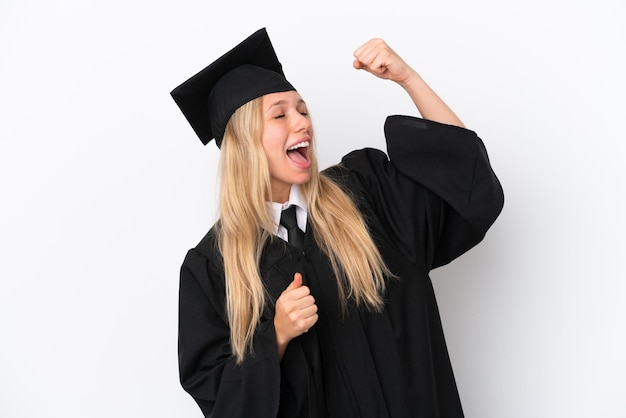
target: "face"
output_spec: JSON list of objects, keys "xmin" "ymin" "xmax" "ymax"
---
[{"xmin": 261, "ymin": 90, "xmax": 313, "ymax": 203}]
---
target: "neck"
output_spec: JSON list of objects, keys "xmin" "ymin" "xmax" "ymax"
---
[{"xmin": 271, "ymin": 184, "xmax": 291, "ymax": 204}]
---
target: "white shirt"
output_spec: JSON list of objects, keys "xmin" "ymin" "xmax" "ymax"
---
[{"xmin": 268, "ymin": 184, "xmax": 308, "ymax": 241}]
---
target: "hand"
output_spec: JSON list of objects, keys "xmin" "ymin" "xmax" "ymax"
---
[
  {"xmin": 354, "ymin": 38, "xmax": 465, "ymax": 127},
  {"xmin": 274, "ymin": 272, "xmax": 319, "ymax": 359},
  {"xmin": 353, "ymin": 38, "xmax": 416, "ymax": 84}
]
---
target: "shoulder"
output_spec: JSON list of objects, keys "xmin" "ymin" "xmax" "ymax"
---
[
  {"xmin": 194, "ymin": 224, "xmax": 221, "ymax": 260},
  {"xmin": 182, "ymin": 224, "xmax": 225, "ymax": 282},
  {"xmin": 180, "ymin": 225, "xmax": 227, "ymax": 308},
  {"xmin": 322, "ymin": 148, "xmax": 389, "ymax": 182}
]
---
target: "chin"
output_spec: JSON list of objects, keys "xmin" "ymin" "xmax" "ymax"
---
[{"xmin": 295, "ymin": 173, "xmax": 312, "ymax": 185}]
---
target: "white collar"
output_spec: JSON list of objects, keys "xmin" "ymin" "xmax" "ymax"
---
[{"xmin": 268, "ymin": 184, "xmax": 308, "ymax": 237}]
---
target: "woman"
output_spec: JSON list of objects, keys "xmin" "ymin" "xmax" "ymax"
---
[{"xmin": 172, "ymin": 28, "xmax": 504, "ymax": 418}]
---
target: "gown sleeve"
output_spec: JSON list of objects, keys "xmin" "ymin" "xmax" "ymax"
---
[
  {"xmin": 337, "ymin": 115, "xmax": 504, "ymax": 269},
  {"xmin": 178, "ymin": 239, "xmax": 281, "ymax": 417}
]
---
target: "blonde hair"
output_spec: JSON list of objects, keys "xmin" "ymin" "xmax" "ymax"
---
[{"xmin": 217, "ymin": 97, "xmax": 391, "ymax": 363}]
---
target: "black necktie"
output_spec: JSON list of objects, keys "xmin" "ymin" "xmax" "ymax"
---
[{"xmin": 280, "ymin": 205, "xmax": 304, "ymax": 250}]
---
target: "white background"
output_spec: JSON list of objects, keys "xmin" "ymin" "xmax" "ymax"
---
[{"xmin": 1, "ymin": 0, "xmax": 625, "ymax": 417}]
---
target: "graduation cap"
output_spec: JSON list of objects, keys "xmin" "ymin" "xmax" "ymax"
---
[{"xmin": 170, "ymin": 28, "xmax": 296, "ymax": 148}]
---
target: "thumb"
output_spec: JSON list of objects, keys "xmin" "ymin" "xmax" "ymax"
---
[{"xmin": 286, "ymin": 272, "xmax": 303, "ymax": 290}]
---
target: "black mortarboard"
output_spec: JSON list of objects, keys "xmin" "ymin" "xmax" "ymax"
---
[{"xmin": 170, "ymin": 28, "xmax": 296, "ymax": 147}]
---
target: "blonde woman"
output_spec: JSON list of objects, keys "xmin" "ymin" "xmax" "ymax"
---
[{"xmin": 172, "ymin": 28, "xmax": 503, "ymax": 418}]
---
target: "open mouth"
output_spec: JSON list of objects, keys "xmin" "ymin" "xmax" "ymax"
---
[{"xmin": 286, "ymin": 141, "xmax": 310, "ymax": 166}]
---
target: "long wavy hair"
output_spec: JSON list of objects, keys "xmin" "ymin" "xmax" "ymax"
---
[{"xmin": 217, "ymin": 97, "xmax": 392, "ymax": 363}]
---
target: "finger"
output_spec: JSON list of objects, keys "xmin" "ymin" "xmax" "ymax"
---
[
  {"xmin": 300, "ymin": 313, "xmax": 319, "ymax": 333},
  {"xmin": 352, "ymin": 40, "xmax": 370, "ymax": 60},
  {"xmin": 354, "ymin": 46, "xmax": 375, "ymax": 70},
  {"xmin": 366, "ymin": 43, "xmax": 394, "ymax": 69},
  {"xmin": 279, "ymin": 289, "xmax": 312, "ymax": 311},
  {"xmin": 292, "ymin": 272, "xmax": 303, "ymax": 287},
  {"xmin": 284, "ymin": 303, "xmax": 317, "ymax": 331},
  {"xmin": 286, "ymin": 294, "xmax": 316, "ymax": 312},
  {"xmin": 370, "ymin": 54, "xmax": 390, "ymax": 76},
  {"xmin": 353, "ymin": 39, "xmax": 378, "ymax": 70},
  {"xmin": 300, "ymin": 302, "xmax": 318, "ymax": 318},
  {"xmin": 353, "ymin": 38, "xmax": 381, "ymax": 60},
  {"xmin": 286, "ymin": 272, "xmax": 303, "ymax": 291},
  {"xmin": 278, "ymin": 291, "xmax": 313, "ymax": 317},
  {"xmin": 354, "ymin": 39, "xmax": 385, "ymax": 68}
]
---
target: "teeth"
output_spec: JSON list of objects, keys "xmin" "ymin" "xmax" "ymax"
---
[{"xmin": 288, "ymin": 141, "xmax": 309, "ymax": 151}]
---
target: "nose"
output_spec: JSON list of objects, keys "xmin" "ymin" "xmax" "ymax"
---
[{"xmin": 293, "ymin": 112, "xmax": 311, "ymax": 134}]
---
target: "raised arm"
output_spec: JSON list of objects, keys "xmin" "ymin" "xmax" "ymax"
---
[{"xmin": 353, "ymin": 38, "xmax": 465, "ymax": 128}]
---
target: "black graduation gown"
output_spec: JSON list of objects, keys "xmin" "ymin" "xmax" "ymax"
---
[{"xmin": 178, "ymin": 115, "xmax": 505, "ymax": 418}]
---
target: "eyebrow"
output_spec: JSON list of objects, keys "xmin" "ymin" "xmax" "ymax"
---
[{"xmin": 265, "ymin": 98, "xmax": 306, "ymax": 112}]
